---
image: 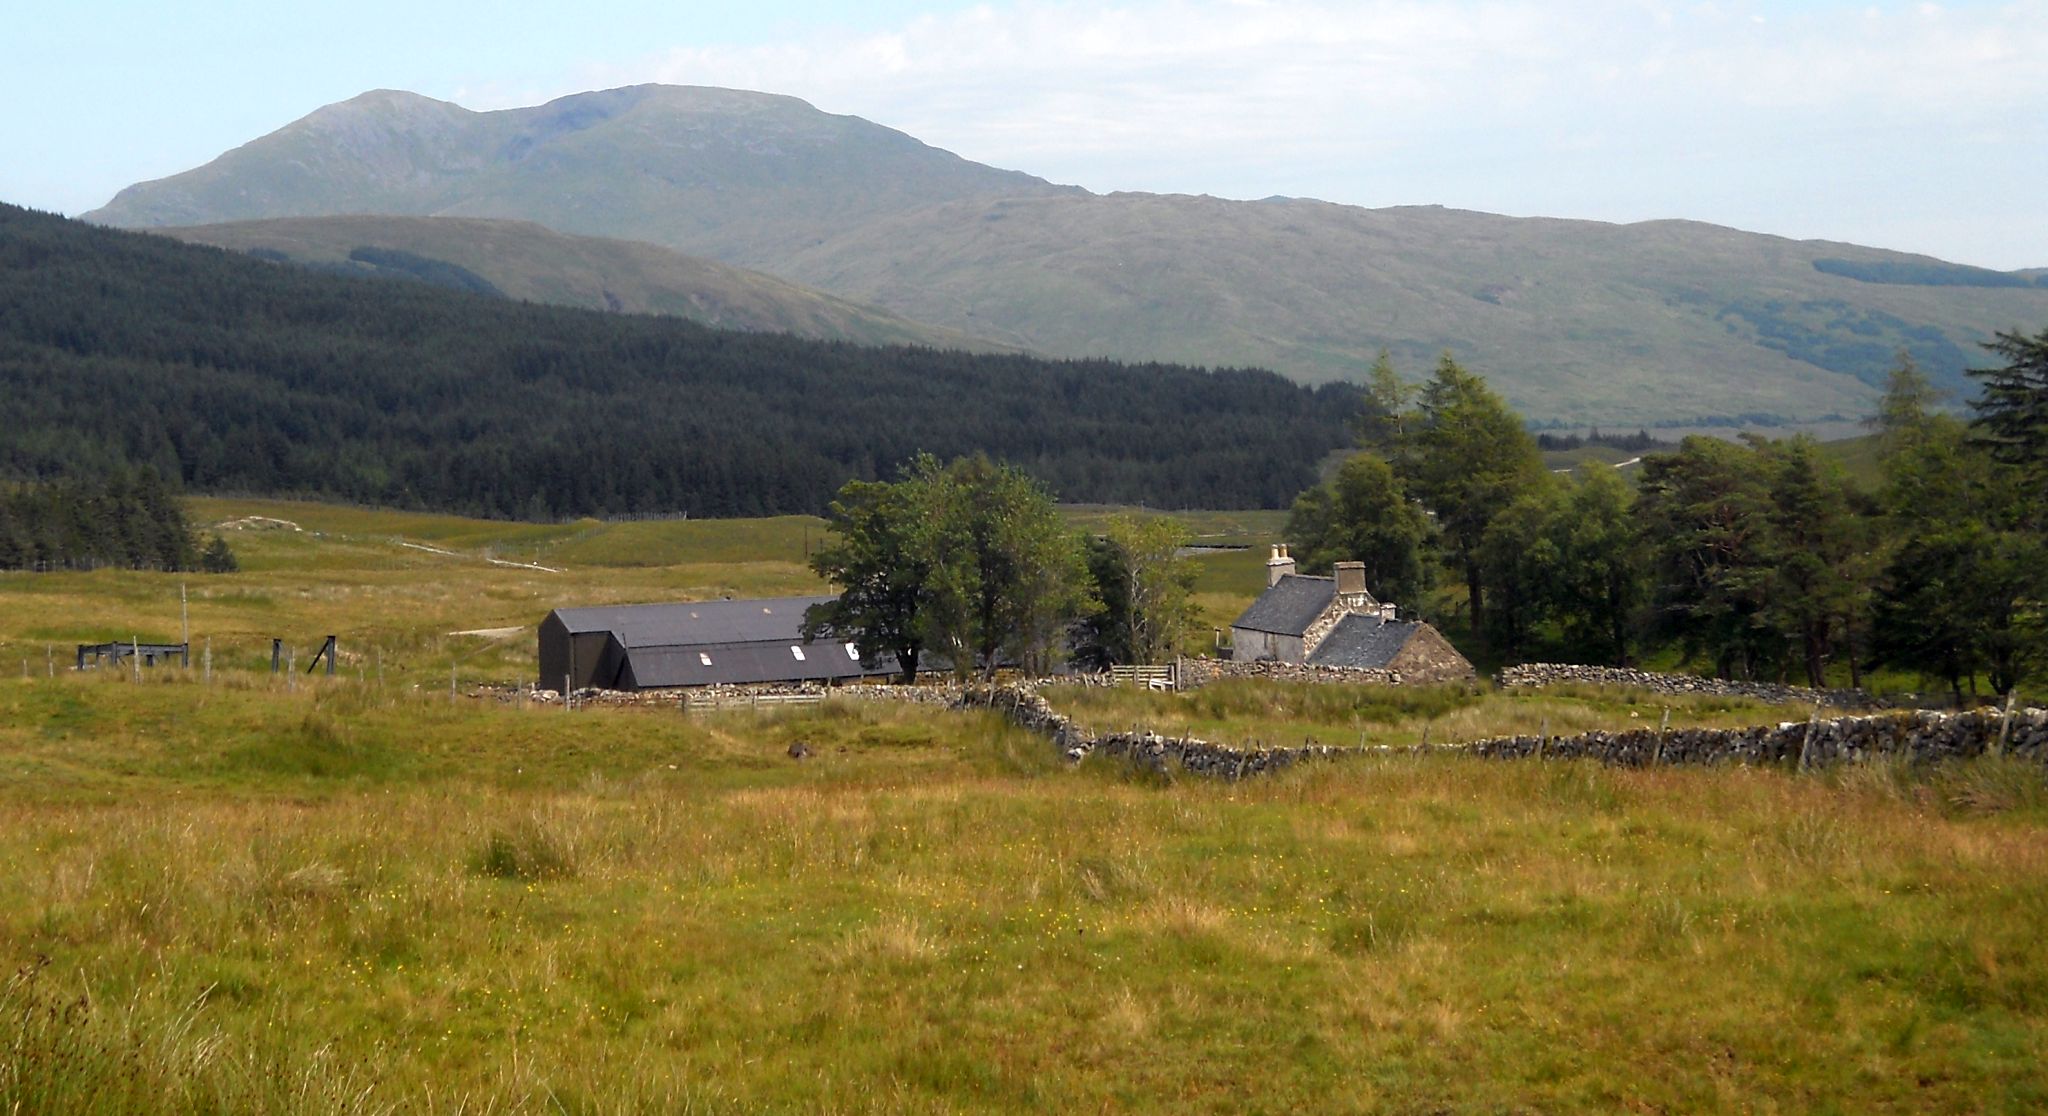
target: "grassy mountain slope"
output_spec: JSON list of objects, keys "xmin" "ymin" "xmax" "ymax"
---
[
  {"xmin": 770, "ymin": 193, "xmax": 2048, "ymax": 426},
  {"xmin": 85, "ymin": 85, "xmax": 1076, "ymax": 262},
  {"xmin": 160, "ymin": 215, "xmax": 1005, "ymax": 350},
  {"xmin": 85, "ymin": 84, "xmax": 2048, "ymax": 426}
]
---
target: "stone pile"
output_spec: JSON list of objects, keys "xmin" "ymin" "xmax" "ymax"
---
[{"xmin": 1497, "ymin": 664, "xmax": 1873, "ymax": 709}]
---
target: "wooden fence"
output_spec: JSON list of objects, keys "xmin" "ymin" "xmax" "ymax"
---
[
  {"xmin": 683, "ymin": 691, "xmax": 827, "ymax": 714},
  {"xmin": 1108, "ymin": 664, "xmax": 1179, "ymax": 692}
]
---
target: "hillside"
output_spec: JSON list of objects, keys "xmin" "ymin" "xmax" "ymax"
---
[
  {"xmin": 0, "ymin": 204, "xmax": 1359, "ymax": 516},
  {"xmin": 85, "ymin": 84, "xmax": 2048, "ymax": 427},
  {"xmin": 769, "ymin": 194, "xmax": 2048, "ymax": 426},
  {"xmin": 160, "ymin": 215, "xmax": 1005, "ymax": 351}
]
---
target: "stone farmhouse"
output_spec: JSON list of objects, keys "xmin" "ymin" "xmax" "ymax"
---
[{"xmin": 1228, "ymin": 546, "xmax": 1473, "ymax": 676}]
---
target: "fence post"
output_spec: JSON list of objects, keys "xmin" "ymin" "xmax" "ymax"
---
[
  {"xmin": 46, "ymin": 645, "xmax": 53, "ymax": 678},
  {"xmin": 1797, "ymin": 708, "xmax": 1818, "ymax": 770},
  {"xmin": 1994, "ymin": 691, "xmax": 2017, "ymax": 758},
  {"xmin": 131, "ymin": 637, "xmax": 141, "ymax": 683},
  {"xmin": 203, "ymin": 638, "xmax": 212, "ymax": 684}
]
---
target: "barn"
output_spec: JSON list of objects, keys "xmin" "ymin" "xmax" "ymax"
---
[{"xmin": 537, "ymin": 596, "xmax": 899, "ymax": 691}]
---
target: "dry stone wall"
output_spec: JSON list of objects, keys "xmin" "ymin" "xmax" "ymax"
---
[
  {"xmin": 954, "ymin": 685, "xmax": 1340, "ymax": 779},
  {"xmin": 1498, "ymin": 664, "xmax": 1872, "ymax": 709},
  {"xmin": 962, "ymin": 683, "xmax": 2048, "ymax": 781},
  {"xmin": 1179, "ymin": 658, "xmax": 1401, "ymax": 687},
  {"xmin": 1468, "ymin": 706, "xmax": 2047, "ymax": 767}
]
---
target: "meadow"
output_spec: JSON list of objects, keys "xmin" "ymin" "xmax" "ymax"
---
[{"xmin": 2, "ymin": 499, "xmax": 2044, "ymax": 1113}]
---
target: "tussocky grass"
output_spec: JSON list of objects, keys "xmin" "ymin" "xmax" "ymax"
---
[{"xmin": 1, "ymin": 672, "xmax": 2045, "ymax": 1113}]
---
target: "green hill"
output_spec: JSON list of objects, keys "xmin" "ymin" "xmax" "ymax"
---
[
  {"xmin": 160, "ymin": 215, "xmax": 1005, "ymax": 351},
  {"xmin": 83, "ymin": 85, "xmax": 2048, "ymax": 427}
]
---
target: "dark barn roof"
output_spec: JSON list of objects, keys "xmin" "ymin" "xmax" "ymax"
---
[
  {"xmin": 1230, "ymin": 574, "xmax": 1337, "ymax": 636},
  {"xmin": 543, "ymin": 596, "xmax": 899, "ymax": 688},
  {"xmin": 550, "ymin": 596, "xmax": 838, "ymax": 648},
  {"xmin": 1306, "ymin": 614, "xmax": 1421, "ymax": 670},
  {"xmin": 621, "ymin": 639, "xmax": 898, "ymax": 688}
]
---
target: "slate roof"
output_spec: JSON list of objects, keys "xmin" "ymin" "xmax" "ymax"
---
[
  {"xmin": 1230, "ymin": 575, "xmax": 1337, "ymax": 636},
  {"xmin": 550, "ymin": 596, "xmax": 837, "ymax": 648},
  {"xmin": 1306, "ymin": 614, "xmax": 1420, "ymax": 670},
  {"xmin": 622, "ymin": 639, "xmax": 899, "ymax": 689}
]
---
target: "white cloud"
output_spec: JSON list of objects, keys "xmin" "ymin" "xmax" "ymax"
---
[{"xmin": 561, "ymin": 0, "xmax": 2048, "ymax": 265}]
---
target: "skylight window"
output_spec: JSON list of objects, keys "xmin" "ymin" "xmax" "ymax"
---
[
  {"xmin": 790, "ymin": 646, "xmax": 806, "ymax": 661},
  {"xmin": 698, "ymin": 652, "xmax": 712, "ymax": 666},
  {"xmin": 845, "ymin": 643, "xmax": 860, "ymax": 660}
]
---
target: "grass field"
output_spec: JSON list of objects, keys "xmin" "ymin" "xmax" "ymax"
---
[{"xmin": 3, "ymin": 497, "xmax": 2046, "ymax": 1112}]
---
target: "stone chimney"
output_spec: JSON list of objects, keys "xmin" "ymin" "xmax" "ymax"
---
[
  {"xmin": 1333, "ymin": 561, "xmax": 1366, "ymax": 597},
  {"xmin": 1266, "ymin": 544, "xmax": 1296, "ymax": 587}
]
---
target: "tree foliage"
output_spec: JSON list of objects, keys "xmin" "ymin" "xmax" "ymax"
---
[
  {"xmin": 1284, "ymin": 454, "xmax": 1433, "ymax": 609},
  {"xmin": 0, "ymin": 470, "xmax": 223, "ymax": 573},
  {"xmin": 1868, "ymin": 355, "xmax": 2046, "ymax": 699},
  {"xmin": 1073, "ymin": 515, "xmax": 1200, "ymax": 669},
  {"xmin": 1296, "ymin": 344, "xmax": 2048, "ymax": 696},
  {"xmin": 0, "ymin": 204, "xmax": 1361, "ymax": 519},
  {"xmin": 1393, "ymin": 354, "xmax": 1547, "ymax": 637},
  {"xmin": 803, "ymin": 456, "xmax": 1092, "ymax": 682},
  {"xmin": 1970, "ymin": 326, "xmax": 2048, "ymax": 520}
]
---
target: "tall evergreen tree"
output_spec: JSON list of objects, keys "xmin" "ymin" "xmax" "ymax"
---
[
  {"xmin": 1969, "ymin": 327, "xmax": 2048, "ymax": 530},
  {"xmin": 1395, "ymin": 354, "xmax": 1547, "ymax": 639}
]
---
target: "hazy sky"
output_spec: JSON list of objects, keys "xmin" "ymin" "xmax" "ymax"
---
[{"xmin": 9, "ymin": 0, "xmax": 2045, "ymax": 267}]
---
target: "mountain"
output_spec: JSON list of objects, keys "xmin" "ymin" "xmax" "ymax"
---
[
  {"xmin": 0, "ymin": 203, "xmax": 1359, "ymax": 516},
  {"xmin": 158, "ymin": 215, "xmax": 1005, "ymax": 351},
  {"xmin": 86, "ymin": 85, "xmax": 2048, "ymax": 427},
  {"xmin": 86, "ymin": 85, "xmax": 1077, "ymax": 262}
]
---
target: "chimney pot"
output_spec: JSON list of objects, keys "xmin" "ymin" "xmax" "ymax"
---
[{"xmin": 1266, "ymin": 544, "xmax": 1297, "ymax": 587}]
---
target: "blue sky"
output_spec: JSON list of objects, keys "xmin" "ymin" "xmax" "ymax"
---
[{"xmin": 8, "ymin": 0, "xmax": 2045, "ymax": 268}]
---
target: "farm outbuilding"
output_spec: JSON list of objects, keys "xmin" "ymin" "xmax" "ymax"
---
[{"xmin": 537, "ymin": 596, "xmax": 899, "ymax": 691}]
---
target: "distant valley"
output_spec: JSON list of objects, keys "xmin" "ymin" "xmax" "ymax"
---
[{"xmin": 87, "ymin": 84, "xmax": 2048, "ymax": 426}]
